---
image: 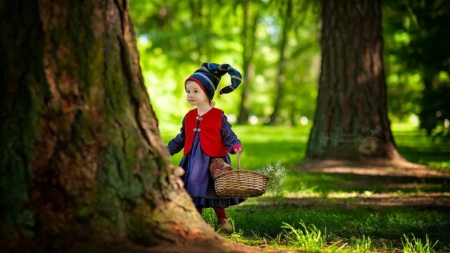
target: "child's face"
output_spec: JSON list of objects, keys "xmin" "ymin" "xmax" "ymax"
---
[{"xmin": 185, "ymin": 81, "xmax": 210, "ymax": 107}]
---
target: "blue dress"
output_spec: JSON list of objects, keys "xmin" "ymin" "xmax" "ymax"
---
[{"xmin": 167, "ymin": 112, "xmax": 246, "ymax": 208}]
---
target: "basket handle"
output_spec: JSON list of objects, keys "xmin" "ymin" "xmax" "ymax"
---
[{"xmin": 236, "ymin": 150, "xmax": 241, "ymax": 170}]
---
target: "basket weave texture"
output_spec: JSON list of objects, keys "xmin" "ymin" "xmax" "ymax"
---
[{"xmin": 214, "ymin": 169, "xmax": 268, "ymax": 198}]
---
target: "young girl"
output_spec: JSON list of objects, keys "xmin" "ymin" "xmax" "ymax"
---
[{"xmin": 167, "ymin": 63, "xmax": 245, "ymax": 233}]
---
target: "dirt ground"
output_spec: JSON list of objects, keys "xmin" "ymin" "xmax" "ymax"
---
[{"xmin": 297, "ymin": 158, "xmax": 450, "ymax": 178}]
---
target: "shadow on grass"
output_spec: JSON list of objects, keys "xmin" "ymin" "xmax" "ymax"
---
[{"xmin": 285, "ymin": 171, "xmax": 450, "ymax": 194}]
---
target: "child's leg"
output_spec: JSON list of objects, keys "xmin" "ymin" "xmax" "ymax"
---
[
  {"xmin": 212, "ymin": 207, "xmax": 227, "ymax": 222},
  {"xmin": 213, "ymin": 207, "xmax": 232, "ymax": 233}
]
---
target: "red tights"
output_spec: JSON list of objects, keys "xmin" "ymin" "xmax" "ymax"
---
[{"xmin": 196, "ymin": 206, "xmax": 227, "ymax": 221}]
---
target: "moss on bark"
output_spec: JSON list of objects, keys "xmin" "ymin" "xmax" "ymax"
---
[{"xmin": 0, "ymin": 1, "xmax": 221, "ymax": 252}]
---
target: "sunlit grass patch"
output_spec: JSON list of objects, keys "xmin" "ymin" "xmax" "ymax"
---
[
  {"xmin": 233, "ymin": 125, "xmax": 309, "ymax": 170},
  {"xmin": 402, "ymin": 234, "xmax": 438, "ymax": 253},
  {"xmin": 282, "ymin": 221, "xmax": 326, "ymax": 251}
]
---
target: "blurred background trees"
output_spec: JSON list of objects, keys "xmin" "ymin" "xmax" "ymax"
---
[
  {"xmin": 129, "ymin": 0, "xmax": 450, "ymax": 139},
  {"xmin": 383, "ymin": 0, "xmax": 450, "ymax": 139}
]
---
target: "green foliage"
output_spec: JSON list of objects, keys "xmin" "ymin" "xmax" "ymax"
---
[
  {"xmin": 349, "ymin": 235, "xmax": 373, "ymax": 252},
  {"xmin": 383, "ymin": 1, "xmax": 450, "ymax": 135},
  {"xmin": 256, "ymin": 161, "xmax": 286, "ymax": 196},
  {"xmin": 130, "ymin": 0, "xmax": 450, "ymax": 136},
  {"xmin": 281, "ymin": 221, "xmax": 325, "ymax": 251},
  {"xmin": 383, "ymin": 1, "xmax": 450, "ymax": 74},
  {"xmin": 129, "ymin": 0, "xmax": 320, "ymax": 125},
  {"xmin": 402, "ymin": 234, "xmax": 438, "ymax": 253},
  {"xmin": 418, "ymin": 83, "xmax": 450, "ymax": 139}
]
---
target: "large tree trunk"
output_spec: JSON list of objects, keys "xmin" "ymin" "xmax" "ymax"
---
[
  {"xmin": 0, "ymin": 0, "xmax": 222, "ymax": 252},
  {"xmin": 305, "ymin": 0, "xmax": 402, "ymax": 160}
]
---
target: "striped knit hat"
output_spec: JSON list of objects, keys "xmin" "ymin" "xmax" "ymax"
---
[{"xmin": 185, "ymin": 63, "xmax": 242, "ymax": 101}]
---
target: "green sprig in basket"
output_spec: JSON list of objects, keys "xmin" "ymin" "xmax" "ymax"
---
[{"xmin": 214, "ymin": 152, "xmax": 269, "ymax": 198}]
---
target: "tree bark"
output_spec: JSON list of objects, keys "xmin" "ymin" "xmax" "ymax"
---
[
  {"xmin": 305, "ymin": 0, "xmax": 402, "ymax": 160},
  {"xmin": 0, "ymin": 0, "xmax": 221, "ymax": 252}
]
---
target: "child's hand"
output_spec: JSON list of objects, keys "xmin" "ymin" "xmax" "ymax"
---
[{"xmin": 233, "ymin": 144, "xmax": 243, "ymax": 154}]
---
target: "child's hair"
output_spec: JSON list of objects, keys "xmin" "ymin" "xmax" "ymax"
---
[{"xmin": 185, "ymin": 63, "xmax": 243, "ymax": 102}]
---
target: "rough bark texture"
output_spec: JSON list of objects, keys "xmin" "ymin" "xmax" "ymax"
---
[
  {"xmin": 305, "ymin": 0, "xmax": 402, "ymax": 160},
  {"xmin": 0, "ymin": 0, "xmax": 221, "ymax": 252}
]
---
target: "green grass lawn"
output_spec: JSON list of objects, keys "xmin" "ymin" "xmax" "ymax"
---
[
  {"xmin": 393, "ymin": 124, "xmax": 450, "ymax": 170},
  {"xmin": 160, "ymin": 122, "xmax": 450, "ymax": 252},
  {"xmin": 161, "ymin": 123, "xmax": 450, "ymax": 171}
]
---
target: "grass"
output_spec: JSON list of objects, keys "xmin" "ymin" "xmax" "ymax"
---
[
  {"xmin": 200, "ymin": 205, "xmax": 450, "ymax": 252},
  {"xmin": 161, "ymin": 123, "xmax": 450, "ymax": 171},
  {"xmin": 162, "ymin": 124, "xmax": 309, "ymax": 171},
  {"xmin": 160, "ymin": 122, "xmax": 450, "ymax": 252},
  {"xmin": 209, "ymin": 205, "xmax": 450, "ymax": 252}
]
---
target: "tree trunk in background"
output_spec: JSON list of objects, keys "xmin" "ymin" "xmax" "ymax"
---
[
  {"xmin": 268, "ymin": 0, "xmax": 292, "ymax": 125},
  {"xmin": 237, "ymin": 0, "xmax": 258, "ymax": 125},
  {"xmin": 305, "ymin": 0, "xmax": 402, "ymax": 160},
  {"xmin": 0, "ymin": 0, "xmax": 220, "ymax": 252},
  {"xmin": 189, "ymin": 0, "xmax": 208, "ymax": 62}
]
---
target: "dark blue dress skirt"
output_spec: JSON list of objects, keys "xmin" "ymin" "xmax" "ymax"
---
[{"xmin": 179, "ymin": 130, "xmax": 246, "ymax": 208}]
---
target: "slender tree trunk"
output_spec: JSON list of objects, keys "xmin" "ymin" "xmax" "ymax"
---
[
  {"xmin": 305, "ymin": 0, "xmax": 402, "ymax": 160},
  {"xmin": 190, "ymin": 0, "xmax": 205, "ymax": 62},
  {"xmin": 0, "ymin": 0, "xmax": 220, "ymax": 251},
  {"xmin": 237, "ymin": 0, "xmax": 258, "ymax": 125},
  {"xmin": 268, "ymin": 0, "xmax": 292, "ymax": 125}
]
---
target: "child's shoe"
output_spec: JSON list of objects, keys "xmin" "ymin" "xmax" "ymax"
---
[{"xmin": 216, "ymin": 218, "xmax": 233, "ymax": 233}]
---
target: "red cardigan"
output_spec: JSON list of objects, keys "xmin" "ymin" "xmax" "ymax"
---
[{"xmin": 183, "ymin": 108, "xmax": 228, "ymax": 157}]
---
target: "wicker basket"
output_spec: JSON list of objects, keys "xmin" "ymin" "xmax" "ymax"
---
[{"xmin": 214, "ymin": 153, "xmax": 268, "ymax": 198}]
